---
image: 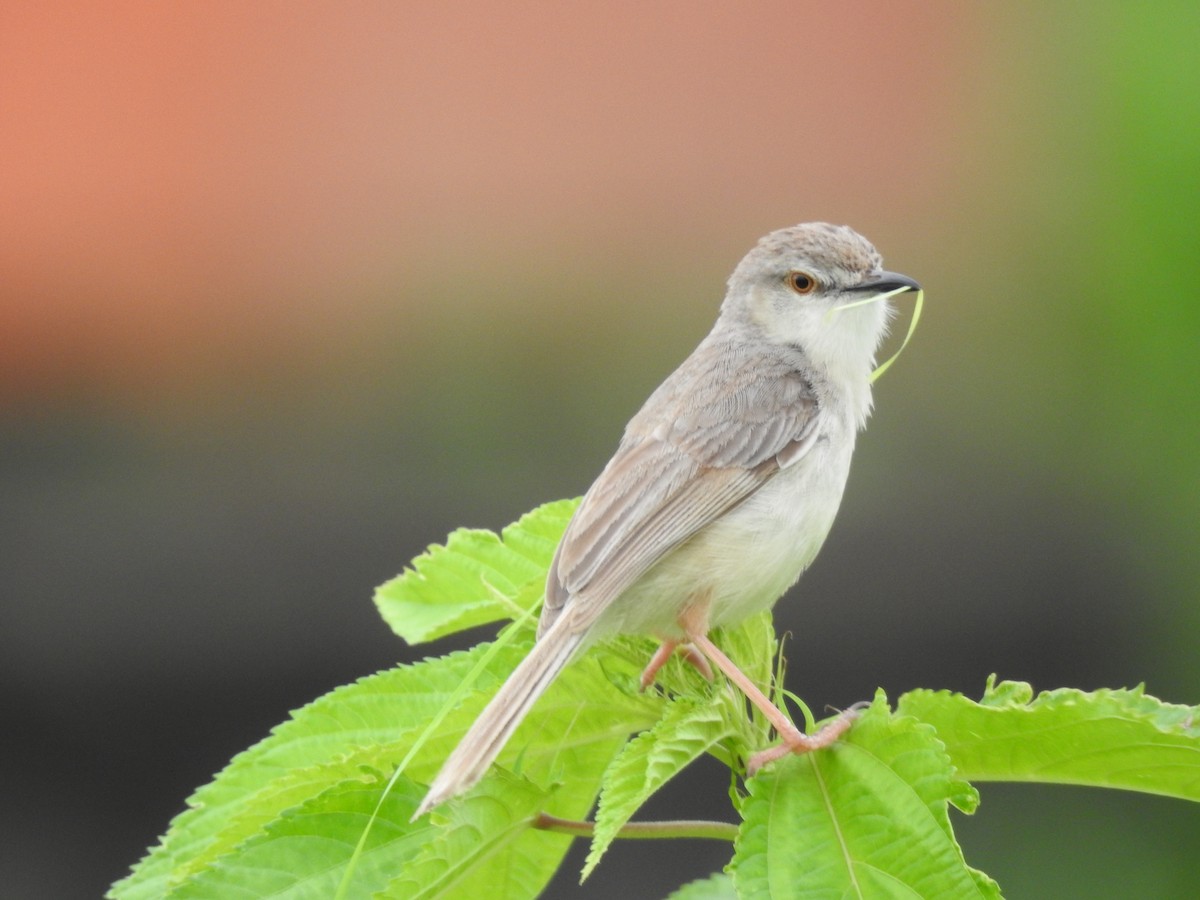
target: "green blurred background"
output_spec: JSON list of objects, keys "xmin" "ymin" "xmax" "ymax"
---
[{"xmin": 2, "ymin": 3, "xmax": 1196, "ymax": 897}]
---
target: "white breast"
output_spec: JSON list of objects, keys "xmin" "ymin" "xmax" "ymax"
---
[{"xmin": 600, "ymin": 419, "xmax": 857, "ymax": 638}]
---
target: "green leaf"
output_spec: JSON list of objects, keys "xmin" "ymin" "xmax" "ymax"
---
[
  {"xmin": 582, "ymin": 610, "xmax": 778, "ymax": 880},
  {"xmin": 110, "ymin": 628, "xmax": 662, "ymax": 899},
  {"xmin": 731, "ymin": 693, "xmax": 1001, "ymax": 899},
  {"xmin": 898, "ymin": 678, "xmax": 1200, "ymax": 800},
  {"xmin": 110, "ymin": 644, "xmax": 524, "ymax": 899},
  {"xmin": 166, "ymin": 775, "xmax": 430, "ymax": 899},
  {"xmin": 376, "ymin": 770, "xmax": 560, "ymax": 899},
  {"xmin": 664, "ymin": 872, "xmax": 737, "ymax": 899},
  {"xmin": 365, "ymin": 644, "xmax": 661, "ymax": 898},
  {"xmin": 126, "ymin": 491, "xmax": 1200, "ymax": 899},
  {"xmin": 373, "ymin": 498, "xmax": 577, "ymax": 644},
  {"xmin": 583, "ymin": 693, "xmax": 741, "ymax": 880}
]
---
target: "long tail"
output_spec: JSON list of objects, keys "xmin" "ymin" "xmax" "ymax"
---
[{"xmin": 413, "ymin": 615, "xmax": 586, "ymax": 819}]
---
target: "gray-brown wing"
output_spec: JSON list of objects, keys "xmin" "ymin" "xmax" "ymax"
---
[{"xmin": 540, "ymin": 340, "xmax": 817, "ymax": 636}]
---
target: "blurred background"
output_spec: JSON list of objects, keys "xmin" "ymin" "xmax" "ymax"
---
[{"xmin": 2, "ymin": 2, "xmax": 1197, "ymax": 897}]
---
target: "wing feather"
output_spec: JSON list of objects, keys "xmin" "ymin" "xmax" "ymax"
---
[{"xmin": 539, "ymin": 337, "xmax": 819, "ymax": 637}]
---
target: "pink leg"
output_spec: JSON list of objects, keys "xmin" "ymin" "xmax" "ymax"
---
[
  {"xmin": 687, "ymin": 631, "xmax": 861, "ymax": 774},
  {"xmin": 640, "ymin": 639, "xmax": 716, "ymax": 690},
  {"xmin": 640, "ymin": 640, "xmax": 678, "ymax": 691},
  {"xmin": 679, "ymin": 644, "xmax": 714, "ymax": 681}
]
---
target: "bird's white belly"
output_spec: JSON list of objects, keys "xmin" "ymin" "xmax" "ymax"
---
[{"xmin": 600, "ymin": 429, "xmax": 856, "ymax": 637}]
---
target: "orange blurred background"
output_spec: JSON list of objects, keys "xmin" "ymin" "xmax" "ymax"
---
[
  {"xmin": 3, "ymin": 3, "xmax": 1196, "ymax": 898},
  {"xmin": 1, "ymin": 2, "xmax": 958, "ymax": 400}
]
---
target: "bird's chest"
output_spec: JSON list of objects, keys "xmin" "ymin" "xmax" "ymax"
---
[
  {"xmin": 699, "ymin": 432, "xmax": 854, "ymax": 622},
  {"xmin": 612, "ymin": 423, "xmax": 857, "ymax": 636}
]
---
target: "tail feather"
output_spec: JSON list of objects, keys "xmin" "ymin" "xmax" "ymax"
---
[{"xmin": 413, "ymin": 617, "xmax": 585, "ymax": 818}]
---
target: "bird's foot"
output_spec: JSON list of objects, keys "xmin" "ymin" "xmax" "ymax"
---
[{"xmin": 745, "ymin": 701, "xmax": 868, "ymax": 775}]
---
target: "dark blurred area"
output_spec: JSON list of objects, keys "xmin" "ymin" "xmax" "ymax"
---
[{"xmin": 2, "ymin": 3, "xmax": 1196, "ymax": 898}]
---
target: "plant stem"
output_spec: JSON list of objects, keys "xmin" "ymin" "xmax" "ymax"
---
[{"xmin": 532, "ymin": 812, "xmax": 737, "ymax": 842}]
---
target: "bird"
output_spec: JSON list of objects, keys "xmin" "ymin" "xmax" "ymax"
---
[{"xmin": 414, "ymin": 222, "xmax": 920, "ymax": 818}]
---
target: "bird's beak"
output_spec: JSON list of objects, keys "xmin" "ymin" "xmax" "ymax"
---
[{"xmin": 845, "ymin": 271, "xmax": 921, "ymax": 294}]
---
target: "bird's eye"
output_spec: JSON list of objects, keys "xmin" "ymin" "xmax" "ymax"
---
[{"xmin": 786, "ymin": 271, "xmax": 818, "ymax": 295}]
